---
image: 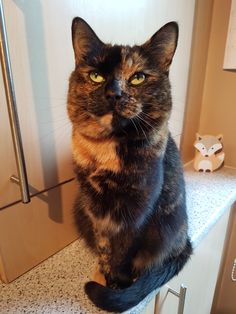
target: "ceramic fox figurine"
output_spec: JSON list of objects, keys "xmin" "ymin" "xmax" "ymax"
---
[{"xmin": 193, "ymin": 134, "xmax": 225, "ymax": 172}]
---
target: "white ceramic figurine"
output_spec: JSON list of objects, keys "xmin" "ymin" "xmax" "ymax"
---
[{"xmin": 193, "ymin": 134, "xmax": 225, "ymax": 172}]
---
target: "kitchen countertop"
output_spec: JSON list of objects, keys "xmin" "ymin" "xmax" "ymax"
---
[
  {"xmin": 1, "ymin": 165, "xmax": 236, "ymax": 314},
  {"xmin": 185, "ymin": 164, "xmax": 236, "ymax": 248}
]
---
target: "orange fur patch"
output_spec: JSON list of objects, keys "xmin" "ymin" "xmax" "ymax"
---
[
  {"xmin": 98, "ymin": 113, "xmax": 113, "ymax": 130},
  {"xmin": 121, "ymin": 48, "xmax": 146, "ymax": 80},
  {"xmin": 93, "ymin": 265, "xmax": 106, "ymax": 286},
  {"xmin": 72, "ymin": 129, "xmax": 121, "ymax": 172}
]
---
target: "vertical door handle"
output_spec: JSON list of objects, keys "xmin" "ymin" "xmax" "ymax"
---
[
  {"xmin": 167, "ymin": 284, "xmax": 187, "ymax": 314},
  {"xmin": 0, "ymin": 0, "xmax": 30, "ymax": 203},
  {"xmin": 231, "ymin": 258, "xmax": 236, "ymax": 282}
]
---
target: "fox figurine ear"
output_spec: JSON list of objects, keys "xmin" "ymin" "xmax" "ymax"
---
[
  {"xmin": 217, "ymin": 134, "xmax": 223, "ymax": 141},
  {"xmin": 196, "ymin": 133, "xmax": 202, "ymax": 141}
]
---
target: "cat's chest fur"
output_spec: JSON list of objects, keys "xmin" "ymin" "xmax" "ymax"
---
[{"xmin": 72, "ymin": 128, "xmax": 121, "ymax": 175}]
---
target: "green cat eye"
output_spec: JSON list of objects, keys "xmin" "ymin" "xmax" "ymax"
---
[
  {"xmin": 89, "ymin": 71, "xmax": 105, "ymax": 83},
  {"xmin": 130, "ymin": 72, "xmax": 146, "ymax": 85}
]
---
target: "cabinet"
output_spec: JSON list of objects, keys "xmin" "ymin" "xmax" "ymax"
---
[
  {"xmin": 157, "ymin": 207, "xmax": 231, "ymax": 314},
  {"xmin": 211, "ymin": 204, "xmax": 236, "ymax": 313},
  {"xmin": 0, "ymin": 180, "xmax": 78, "ymax": 283},
  {"xmin": 0, "ymin": 0, "xmax": 195, "ymax": 282}
]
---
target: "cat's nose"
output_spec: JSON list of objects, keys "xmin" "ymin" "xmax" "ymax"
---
[
  {"xmin": 105, "ymin": 80, "xmax": 123, "ymax": 101},
  {"xmin": 106, "ymin": 89, "xmax": 122, "ymax": 101}
]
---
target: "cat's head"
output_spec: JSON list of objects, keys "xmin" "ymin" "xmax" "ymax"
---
[{"xmin": 67, "ymin": 17, "xmax": 178, "ymax": 140}]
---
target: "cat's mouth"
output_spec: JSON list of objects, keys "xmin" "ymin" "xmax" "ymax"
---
[
  {"xmin": 97, "ymin": 112, "xmax": 131, "ymax": 134},
  {"xmin": 95, "ymin": 100, "xmax": 142, "ymax": 135},
  {"xmin": 114, "ymin": 99, "xmax": 142, "ymax": 119},
  {"xmin": 88, "ymin": 99, "xmax": 145, "ymax": 139}
]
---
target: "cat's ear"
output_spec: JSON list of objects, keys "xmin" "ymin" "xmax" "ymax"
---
[
  {"xmin": 71, "ymin": 17, "xmax": 104, "ymax": 64},
  {"xmin": 142, "ymin": 22, "xmax": 178, "ymax": 72}
]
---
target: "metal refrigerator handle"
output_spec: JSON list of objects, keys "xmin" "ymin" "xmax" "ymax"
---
[
  {"xmin": 167, "ymin": 284, "xmax": 187, "ymax": 314},
  {"xmin": 0, "ymin": 0, "xmax": 30, "ymax": 204},
  {"xmin": 231, "ymin": 258, "xmax": 236, "ymax": 282}
]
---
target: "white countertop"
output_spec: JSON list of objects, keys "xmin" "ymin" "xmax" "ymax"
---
[
  {"xmin": 185, "ymin": 164, "xmax": 236, "ymax": 248},
  {"xmin": 1, "ymin": 165, "xmax": 236, "ymax": 314}
]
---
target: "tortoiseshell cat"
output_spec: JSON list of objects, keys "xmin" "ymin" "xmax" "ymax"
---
[{"xmin": 67, "ymin": 17, "xmax": 192, "ymax": 312}]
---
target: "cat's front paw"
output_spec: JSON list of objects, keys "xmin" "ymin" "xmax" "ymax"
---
[{"xmin": 92, "ymin": 265, "xmax": 106, "ymax": 286}]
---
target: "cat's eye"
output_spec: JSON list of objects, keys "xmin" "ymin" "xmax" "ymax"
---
[
  {"xmin": 89, "ymin": 71, "xmax": 105, "ymax": 83},
  {"xmin": 130, "ymin": 72, "xmax": 146, "ymax": 85}
]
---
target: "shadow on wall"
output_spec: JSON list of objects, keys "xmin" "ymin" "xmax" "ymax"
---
[{"xmin": 13, "ymin": 0, "xmax": 63, "ymax": 222}]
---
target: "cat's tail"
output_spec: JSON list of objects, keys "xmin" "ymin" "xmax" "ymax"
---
[{"xmin": 85, "ymin": 239, "xmax": 192, "ymax": 313}]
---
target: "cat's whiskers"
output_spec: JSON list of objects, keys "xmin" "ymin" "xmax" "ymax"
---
[
  {"xmin": 38, "ymin": 122, "xmax": 71, "ymax": 140},
  {"xmin": 140, "ymin": 111, "xmax": 162, "ymax": 124},
  {"xmin": 40, "ymin": 116, "xmax": 71, "ymax": 125},
  {"xmin": 135, "ymin": 117, "xmax": 151, "ymax": 145},
  {"xmin": 138, "ymin": 112, "xmax": 160, "ymax": 132},
  {"xmin": 137, "ymin": 114, "xmax": 155, "ymax": 130},
  {"xmin": 139, "ymin": 111, "xmax": 156, "ymax": 121},
  {"xmin": 130, "ymin": 118, "xmax": 140, "ymax": 136}
]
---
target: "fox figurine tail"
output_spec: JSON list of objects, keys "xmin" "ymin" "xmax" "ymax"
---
[{"xmin": 85, "ymin": 239, "xmax": 192, "ymax": 312}]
